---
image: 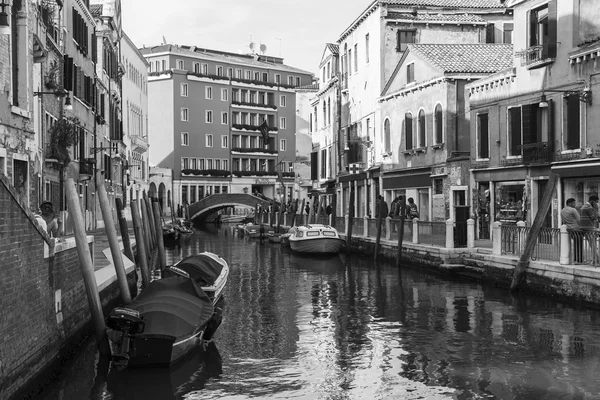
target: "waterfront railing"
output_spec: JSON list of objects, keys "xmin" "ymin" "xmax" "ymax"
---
[
  {"xmin": 417, "ymin": 221, "xmax": 446, "ymax": 247},
  {"xmin": 500, "ymin": 224, "xmax": 560, "ymax": 262}
]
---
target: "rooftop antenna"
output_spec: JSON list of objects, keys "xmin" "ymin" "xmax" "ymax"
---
[{"xmin": 162, "ymin": 35, "xmax": 167, "ymax": 45}]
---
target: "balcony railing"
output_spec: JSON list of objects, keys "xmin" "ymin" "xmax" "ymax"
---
[
  {"xmin": 130, "ymin": 135, "xmax": 149, "ymax": 154},
  {"xmin": 521, "ymin": 141, "xmax": 554, "ymax": 165},
  {"xmin": 79, "ymin": 158, "xmax": 95, "ymax": 176},
  {"xmin": 231, "ymin": 100, "xmax": 277, "ymax": 110},
  {"xmin": 232, "ymin": 123, "xmax": 278, "ymax": 132},
  {"xmin": 471, "ymin": 160, "xmax": 490, "ymax": 170},
  {"xmin": 518, "ymin": 45, "xmax": 554, "ymax": 68},
  {"xmin": 231, "ymin": 147, "xmax": 277, "ymax": 154},
  {"xmin": 500, "ymin": 156, "xmax": 523, "ymax": 167}
]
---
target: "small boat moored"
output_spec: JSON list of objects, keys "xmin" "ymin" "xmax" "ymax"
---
[
  {"xmin": 288, "ymin": 224, "xmax": 345, "ymax": 254},
  {"xmin": 242, "ymin": 223, "xmax": 274, "ymax": 239},
  {"xmin": 106, "ymin": 252, "xmax": 229, "ymax": 368}
]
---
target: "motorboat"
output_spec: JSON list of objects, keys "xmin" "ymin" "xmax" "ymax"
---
[
  {"xmin": 106, "ymin": 253, "xmax": 229, "ymax": 368},
  {"xmin": 267, "ymin": 232, "xmax": 282, "ymax": 243},
  {"xmin": 220, "ymin": 214, "xmax": 252, "ymax": 224},
  {"xmin": 242, "ymin": 223, "xmax": 274, "ymax": 239},
  {"xmin": 288, "ymin": 224, "xmax": 345, "ymax": 254},
  {"xmin": 162, "ymin": 224, "xmax": 181, "ymax": 243}
]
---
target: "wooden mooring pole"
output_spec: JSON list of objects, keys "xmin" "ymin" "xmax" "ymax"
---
[
  {"xmin": 374, "ymin": 199, "xmax": 385, "ymax": 261},
  {"xmin": 511, "ymin": 172, "xmax": 558, "ymax": 292},
  {"xmin": 140, "ymin": 195, "xmax": 153, "ymax": 257},
  {"xmin": 346, "ymin": 187, "xmax": 355, "ymax": 248},
  {"xmin": 115, "ymin": 198, "xmax": 134, "ymax": 263},
  {"xmin": 153, "ymin": 199, "xmax": 167, "ymax": 270},
  {"xmin": 396, "ymin": 200, "xmax": 406, "ymax": 268},
  {"xmin": 298, "ymin": 198, "xmax": 305, "ymax": 226},
  {"xmin": 331, "ymin": 193, "xmax": 337, "ymax": 228},
  {"xmin": 131, "ymin": 200, "xmax": 150, "ymax": 287},
  {"xmin": 96, "ymin": 173, "xmax": 131, "ymax": 304},
  {"xmin": 65, "ymin": 178, "xmax": 110, "ymax": 356}
]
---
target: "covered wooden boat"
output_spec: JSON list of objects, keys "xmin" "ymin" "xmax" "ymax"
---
[
  {"xmin": 288, "ymin": 224, "xmax": 345, "ymax": 254},
  {"xmin": 242, "ymin": 223, "xmax": 274, "ymax": 238},
  {"xmin": 106, "ymin": 253, "xmax": 229, "ymax": 368}
]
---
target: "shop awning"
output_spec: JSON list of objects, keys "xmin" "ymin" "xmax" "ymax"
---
[
  {"xmin": 383, "ymin": 172, "xmax": 431, "ymax": 189},
  {"xmin": 552, "ymin": 162, "xmax": 600, "ymax": 178}
]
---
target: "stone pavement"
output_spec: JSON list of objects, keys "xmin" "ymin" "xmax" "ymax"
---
[{"xmin": 88, "ymin": 220, "xmax": 137, "ymax": 271}]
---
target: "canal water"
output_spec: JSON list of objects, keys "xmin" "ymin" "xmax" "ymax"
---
[{"xmin": 31, "ymin": 224, "xmax": 600, "ymax": 400}]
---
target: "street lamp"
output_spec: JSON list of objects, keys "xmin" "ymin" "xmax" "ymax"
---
[{"xmin": 34, "ymin": 87, "xmax": 73, "ymax": 110}]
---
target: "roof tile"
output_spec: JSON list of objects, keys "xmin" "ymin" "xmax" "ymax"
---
[
  {"xmin": 409, "ymin": 43, "xmax": 514, "ymax": 73},
  {"xmin": 381, "ymin": 0, "xmax": 506, "ymax": 8},
  {"xmin": 386, "ymin": 12, "xmax": 486, "ymax": 22}
]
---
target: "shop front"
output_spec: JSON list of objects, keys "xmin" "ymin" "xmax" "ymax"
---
[
  {"xmin": 382, "ymin": 167, "xmax": 432, "ymax": 221},
  {"xmin": 553, "ymin": 161, "xmax": 600, "ymax": 218}
]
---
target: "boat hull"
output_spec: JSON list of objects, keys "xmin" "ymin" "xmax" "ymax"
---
[
  {"xmin": 289, "ymin": 237, "xmax": 345, "ymax": 254},
  {"xmin": 124, "ymin": 331, "xmax": 203, "ymax": 367}
]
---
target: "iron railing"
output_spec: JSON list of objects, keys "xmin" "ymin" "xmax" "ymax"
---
[
  {"xmin": 521, "ymin": 141, "xmax": 554, "ymax": 165},
  {"xmin": 501, "ymin": 225, "xmax": 561, "ymax": 262},
  {"xmin": 568, "ymin": 230, "xmax": 600, "ymax": 266}
]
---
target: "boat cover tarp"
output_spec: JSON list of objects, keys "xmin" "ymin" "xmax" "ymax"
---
[
  {"xmin": 130, "ymin": 276, "xmax": 214, "ymax": 338},
  {"xmin": 172, "ymin": 255, "xmax": 225, "ymax": 286}
]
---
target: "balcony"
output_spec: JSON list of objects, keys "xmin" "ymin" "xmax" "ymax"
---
[
  {"xmin": 231, "ymin": 100, "xmax": 277, "ymax": 110},
  {"xmin": 231, "ymin": 147, "xmax": 277, "ymax": 155},
  {"xmin": 79, "ymin": 158, "xmax": 96, "ymax": 176},
  {"xmin": 231, "ymin": 123, "xmax": 278, "ymax": 132},
  {"xmin": 232, "ymin": 170, "xmax": 294, "ymax": 178},
  {"xmin": 500, "ymin": 156, "xmax": 523, "ymax": 167},
  {"xmin": 521, "ymin": 141, "xmax": 554, "ymax": 165},
  {"xmin": 130, "ymin": 135, "xmax": 148, "ymax": 154},
  {"xmin": 518, "ymin": 45, "xmax": 555, "ymax": 70},
  {"xmin": 471, "ymin": 160, "xmax": 490, "ymax": 170}
]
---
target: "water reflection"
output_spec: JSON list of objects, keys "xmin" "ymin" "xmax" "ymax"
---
[{"xmin": 30, "ymin": 226, "xmax": 600, "ymax": 400}]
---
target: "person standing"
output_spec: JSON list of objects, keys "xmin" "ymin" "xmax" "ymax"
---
[
  {"xmin": 406, "ymin": 197, "xmax": 419, "ymax": 220},
  {"xmin": 561, "ymin": 198, "xmax": 582, "ymax": 263},
  {"xmin": 580, "ymin": 195, "xmax": 600, "ymax": 264},
  {"xmin": 40, "ymin": 201, "xmax": 61, "ymax": 238},
  {"xmin": 375, "ymin": 195, "xmax": 388, "ymax": 219}
]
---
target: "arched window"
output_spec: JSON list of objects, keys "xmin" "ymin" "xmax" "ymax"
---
[
  {"xmin": 434, "ymin": 104, "xmax": 443, "ymax": 144},
  {"xmin": 418, "ymin": 109, "xmax": 426, "ymax": 148},
  {"xmin": 327, "ymin": 98, "xmax": 331, "ymax": 125},
  {"xmin": 314, "ymin": 106, "xmax": 318, "ymax": 129},
  {"xmin": 405, "ymin": 113, "xmax": 413, "ymax": 150},
  {"xmin": 384, "ymin": 118, "xmax": 391, "ymax": 153},
  {"xmin": 322, "ymin": 101, "xmax": 327, "ymax": 127}
]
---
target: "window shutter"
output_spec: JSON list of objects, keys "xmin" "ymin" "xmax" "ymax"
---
[
  {"xmin": 521, "ymin": 103, "xmax": 538, "ymax": 145},
  {"xmin": 310, "ymin": 151, "xmax": 318, "ymax": 180},
  {"xmin": 566, "ymin": 94, "xmax": 580, "ymax": 150},
  {"xmin": 509, "ymin": 107, "xmax": 522, "ymax": 155},
  {"xmin": 485, "ymin": 24, "xmax": 495, "ymax": 43},
  {"xmin": 527, "ymin": 10, "xmax": 534, "ymax": 47},
  {"xmin": 547, "ymin": 0, "xmax": 557, "ymax": 58}
]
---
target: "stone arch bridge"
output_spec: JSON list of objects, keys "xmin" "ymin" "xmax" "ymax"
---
[{"xmin": 188, "ymin": 193, "xmax": 272, "ymax": 222}]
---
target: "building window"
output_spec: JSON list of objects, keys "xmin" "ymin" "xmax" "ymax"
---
[
  {"xmin": 191, "ymin": 158, "xmax": 197, "ymax": 169},
  {"xmin": 199, "ymin": 158, "xmax": 205, "ymax": 169},
  {"xmin": 405, "ymin": 112, "xmax": 413, "ymax": 150},
  {"xmin": 245, "ymin": 70, "xmax": 251, "ymax": 80},
  {"xmin": 217, "ymin": 66, "xmax": 223, "ymax": 76},
  {"xmin": 176, "ymin": 59, "xmax": 184, "ymax": 69},
  {"xmin": 275, "ymin": 74, "xmax": 281, "ymax": 84},
  {"xmin": 222, "ymin": 135, "xmax": 228, "ymax": 148},
  {"xmin": 221, "ymin": 88, "xmax": 228, "ymax": 101},
  {"xmin": 207, "ymin": 159, "xmax": 213, "ymax": 169},
  {"xmin": 434, "ymin": 104, "xmax": 443, "ymax": 144},
  {"xmin": 161, "ymin": 60, "xmax": 166, "ymax": 70},
  {"xmin": 418, "ymin": 109, "xmax": 426, "ymax": 148},
  {"xmin": 221, "ymin": 112, "xmax": 228, "ymax": 125},
  {"xmin": 180, "ymin": 83, "xmax": 188, "ymax": 97},
  {"xmin": 202, "ymin": 63, "xmax": 208, "ymax": 74},
  {"xmin": 205, "ymin": 86, "xmax": 213, "ymax": 100},
  {"xmin": 365, "ymin": 33, "xmax": 370, "ymax": 64},
  {"xmin": 527, "ymin": 2, "xmax": 557, "ymax": 61},
  {"xmin": 181, "ymin": 132, "xmax": 189, "ymax": 146},
  {"xmin": 477, "ymin": 113, "xmax": 489, "ymax": 159},
  {"xmin": 288, "ymin": 76, "xmax": 294, "ymax": 85},
  {"xmin": 181, "ymin": 157, "xmax": 189, "ymax": 169},
  {"xmin": 353, "ymin": 43, "xmax": 358, "ymax": 72},
  {"xmin": 565, "ymin": 94, "xmax": 581, "ymax": 150},
  {"xmin": 280, "ymin": 117, "xmax": 286, "ymax": 129},
  {"xmin": 295, "ymin": 77, "xmax": 301, "ymax": 86},
  {"xmin": 227, "ymin": 67, "xmax": 233, "ymax": 77},
  {"xmin": 280, "ymin": 139, "xmax": 287, "ymax": 151},
  {"xmin": 280, "ymin": 95, "xmax": 286, "ymax": 107},
  {"xmin": 503, "ymin": 23, "xmax": 514, "ymax": 44},
  {"xmin": 254, "ymin": 71, "xmax": 260, "ymax": 80},
  {"xmin": 397, "ymin": 30, "xmax": 416, "ymax": 52},
  {"xmin": 434, "ymin": 178, "xmax": 444, "ymax": 195},
  {"xmin": 222, "ymin": 160, "xmax": 228, "ymax": 171},
  {"xmin": 181, "ymin": 108, "xmax": 189, "ymax": 121},
  {"xmin": 407, "ymin": 63, "xmax": 415, "ymax": 83},
  {"xmin": 193, "ymin": 62, "xmax": 200, "ymax": 73},
  {"xmin": 236, "ymin": 69, "xmax": 242, "ymax": 78},
  {"xmin": 348, "ymin": 48, "xmax": 352, "ymax": 74},
  {"xmin": 206, "ymin": 134, "xmax": 213, "ymax": 147},
  {"xmin": 215, "ymin": 159, "xmax": 221, "ymax": 170},
  {"xmin": 206, "ymin": 110, "xmax": 213, "ymax": 123},
  {"xmin": 384, "ymin": 118, "xmax": 391, "ymax": 153},
  {"xmin": 508, "ymin": 107, "xmax": 522, "ymax": 156},
  {"xmin": 287, "ymin": 161, "xmax": 293, "ymax": 173}
]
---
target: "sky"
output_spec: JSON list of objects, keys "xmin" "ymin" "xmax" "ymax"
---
[{"xmin": 121, "ymin": 0, "xmax": 371, "ymax": 75}]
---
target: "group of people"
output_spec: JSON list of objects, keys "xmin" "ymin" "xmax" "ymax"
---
[
  {"xmin": 375, "ymin": 195, "xmax": 419, "ymax": 220},
  {"xmin": 560, "ymin": 195, "xmax": 600, "ymax": 263}
]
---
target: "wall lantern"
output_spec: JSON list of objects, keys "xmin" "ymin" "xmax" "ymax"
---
[{"xmin": 0, "ymin": 1, "xmax": 9, "ymax": 35}]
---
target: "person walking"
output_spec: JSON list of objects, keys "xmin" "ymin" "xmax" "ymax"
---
[{"xmin": 561, "ymin": 198, "xmax": 582, "ymax": 263}]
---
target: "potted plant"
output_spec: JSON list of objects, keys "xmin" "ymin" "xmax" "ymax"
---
[{"xmin": 47, "ymin": 116, "xmax": 80, "ymax": 166}]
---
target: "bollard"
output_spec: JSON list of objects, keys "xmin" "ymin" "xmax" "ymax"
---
[
  {"xmin": 492, "ymin": 222, "xmax": 502, "ymax": 255},
  {"xmin": 467, "ymin": 219, "xmax": 475, "ymax": 249},
  {"xmin": 446, "ymin": 219, "xmax": 455, "ymax": 249},
  {"xmin": 560, "ymin": 225, "xmax": 570, "ymax": 265},
  {"xmin": 131, "ymin": 201, "xmax": 150, "ymax": 287},
  {"xmin": 96, "ymin": 174, "xmax": 132, "ymax": 305},
  {"xmin": 517, "ymin": 221, "xmax": 526, "ymax": 253},
  {"xmin": 363, "ymin": 215, "xmax": 369, "ymax": 237},
  {"xmin": 344, "ymin": 214, "xmax": 349, "ymax": 236},
  {"xmin": 346, "ymin": 188, "xmax": 355, "ymax": 247},
  {"xmin": 396, "ymin": 216, "xmax": 405, "ymax": 268},
  {"xmin": 153, "ymin": 200, "xmax": 167, "ymax": 270},
  {"xmin": 412, "ymin": 218, "xmax": 419, "ymax": 244},
  {"xmin": 385, "ymin": 217, "xmax": 392, "ymax": 241},
  {"xmin": 65, "ymin": 178, "xmax": 110, "ymax": 356}
]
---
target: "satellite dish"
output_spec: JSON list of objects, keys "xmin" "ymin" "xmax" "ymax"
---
[
  {"xmin": 260, "ymin": 43, "xmax": 267, "ymax": 54},
  {"xmin": 249, "ymin": 42, "xmax": 256, "ymax": 52}
]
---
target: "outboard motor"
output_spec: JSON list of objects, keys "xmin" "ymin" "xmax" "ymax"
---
[{"xmin": 106, "ymin": 308, "xmax": 145, "ymax": 364}]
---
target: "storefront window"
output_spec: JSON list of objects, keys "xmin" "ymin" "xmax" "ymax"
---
[
  {"xmin": 563, "ymin": 178, "xmax": 600, "ymax": 210},
  {"xmin": 495, "ymin": 182, "xmax": 525, "ymax": 224},
  {"xmin": 477, "ymin": 183, "xmax": 491, "ymax": 239}
]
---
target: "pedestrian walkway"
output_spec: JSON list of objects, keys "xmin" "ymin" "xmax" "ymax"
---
[{"xmin": 87, "ymin": 220, "xmax": 136, "ymax": 271}]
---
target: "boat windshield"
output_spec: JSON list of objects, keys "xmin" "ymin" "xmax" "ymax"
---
[
  {"xmin": 322, "ymin": 231, "xmax": 336, "ymax": 237},
  {"xmin": 306, "ymin": 231, "xmax": 320, "ymax": 237}
]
